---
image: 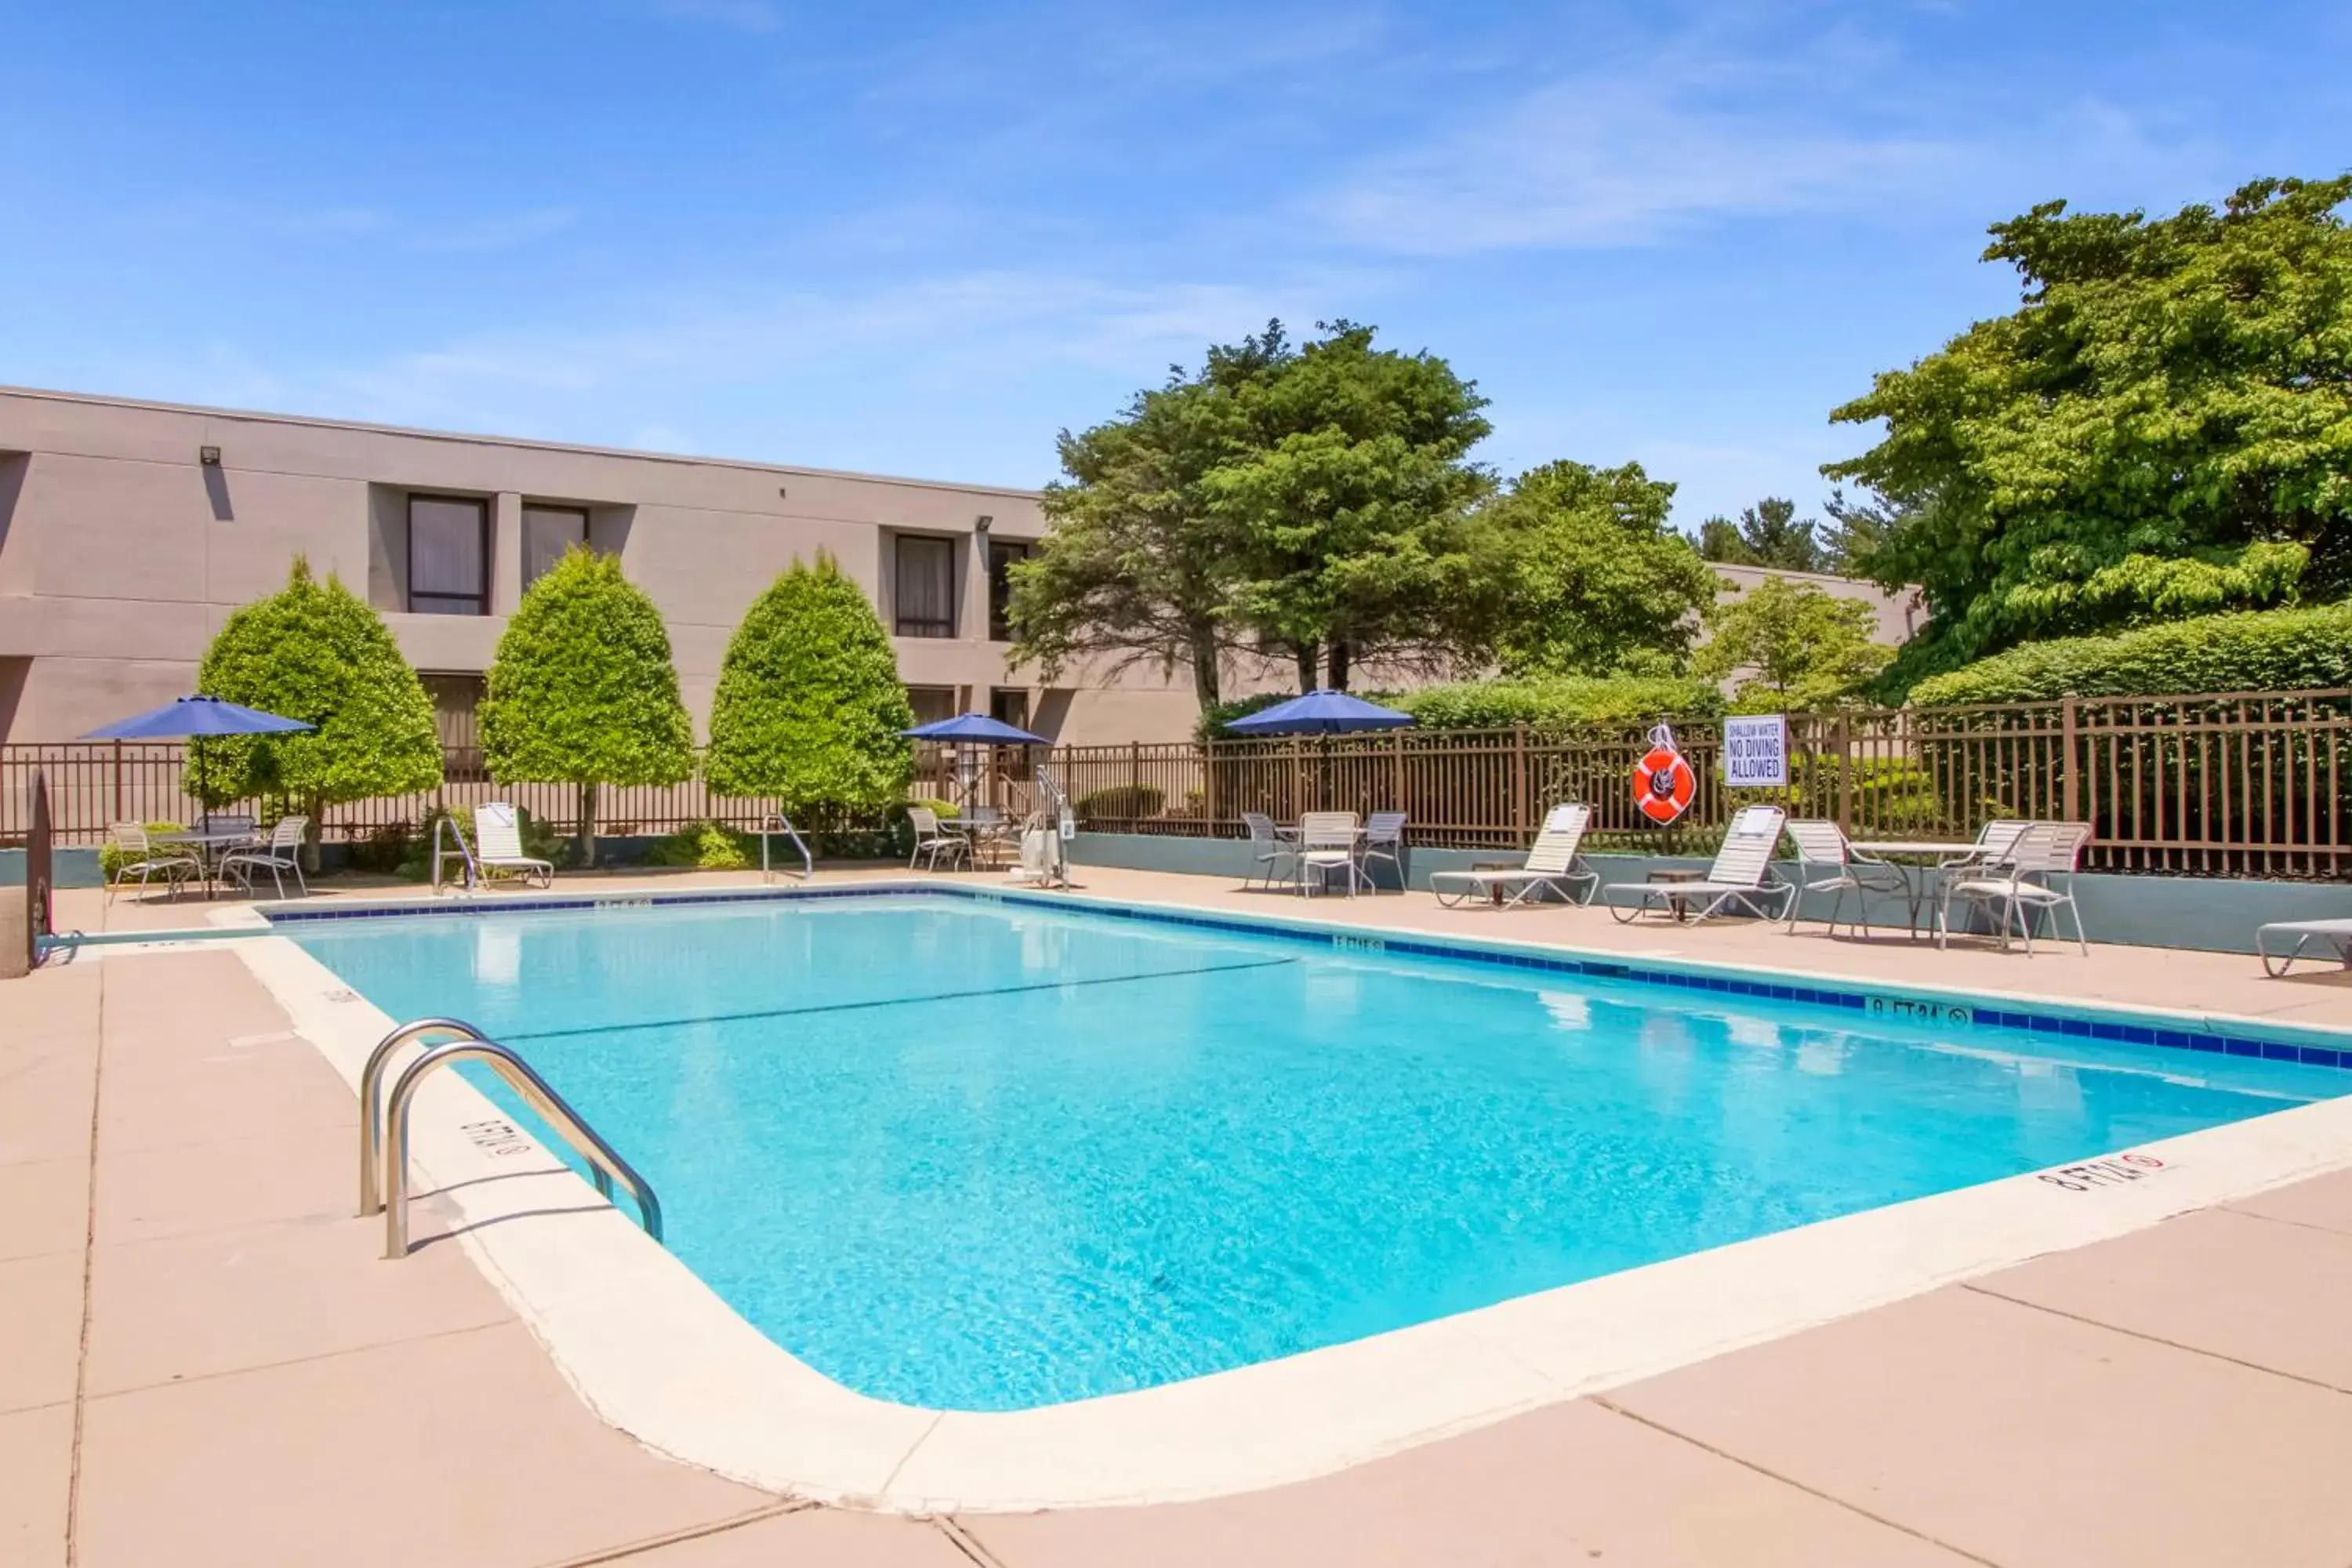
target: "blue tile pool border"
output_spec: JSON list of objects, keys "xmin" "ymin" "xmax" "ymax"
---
[{"xmin": 252, "ymin": 880, "xmax": 2352, "ymax": 1075}]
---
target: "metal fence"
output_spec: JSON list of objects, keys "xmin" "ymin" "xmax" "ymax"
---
[
  {"xmin": 1044, "ymin": 689, "xmax": 2352, "ymax": 880},
  {"xmin": 9, "ymin": 688, "xmax": 2350, "ymax": 878}
]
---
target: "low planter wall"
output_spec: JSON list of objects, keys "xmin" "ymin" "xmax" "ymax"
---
[{"xmin": 1067, "ymin": 832, "xmax": 2352, "ymax": 957}]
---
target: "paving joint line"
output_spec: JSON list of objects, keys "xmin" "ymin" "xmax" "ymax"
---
[
  {"xmin": 2213, "ymin": 1203, "xmax": 2352, "ymax": 1243},
  {"xmin": 878, "ymin": 1410, "xmax": 946, "ymax": 1497},
  {"xmin": 83, "ymin": 1316, "xmax": 515, "ymax": 1404},
  {"xmin": 531, "ymin": 1497, "xmax": 812, "ymax": 1566},
  {"xmin": 63, "ymin": 964, "xmax": 106, "ymax": 1567},
  {"xmin": 1590, "ymin": 1396, "xmax": 2008, "ymax": 1567},
  {"xmin": 1957, "ymin": 1280, "xmax": 2352, "ymax": 1398}
]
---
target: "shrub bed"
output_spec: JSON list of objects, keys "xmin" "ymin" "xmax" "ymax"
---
[{"xmin": 1910, "ymin": 603, "xmax": 2352, "ymax": 706}]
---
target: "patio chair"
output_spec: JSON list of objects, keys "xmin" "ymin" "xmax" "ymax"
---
[
  {"xmin": 2256, "ymin": 919, "xmax": 2352, "ymax": 978},
  {"xmin": 1602, "ymin": 805, "xmax": 1792, "ymax": 924},
  {"xmin": 907, "ymin": 806, "xmax": 969, "ymax": 872},
  {"xmin": 1784, "ymin": 818, "xmax": 1907, "ymax": 938},
  {"xmin": 200, "ymin": 813, "xmax": 257, "ymax": 843},
  {"xmin": 1937, "ymin": 821, "xmax": 2092, "ymax": 954},
  {"xmin": 220, "ymin": 815, "xmax": 310, "ymax": 899},
  {"xmin": 474, "ymin": 803, "xmax": 556, "ymax": 889},
  {"xmin": 1296, "ymin": 811, "xmax": 1364, "ymax": 896},
  {"xmin": 1358, "ymin": 811, "xmax": 1410, "ymax": 891},
  {"xmin": 1429, "ymin": 804, "xmax": 1597, "ymax": 909},
  {"xmin": 104, "ymin": 822, "xmax": 200, "ymax": 903},
  {"xmin": 1240, "ymin": 812, "xmax": 1296, "ymax": 890}
]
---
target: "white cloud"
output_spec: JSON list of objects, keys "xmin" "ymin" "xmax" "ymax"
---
[{"xmin": 1315, "ymin": 41, "xmax": 1962, "ymax": 254}]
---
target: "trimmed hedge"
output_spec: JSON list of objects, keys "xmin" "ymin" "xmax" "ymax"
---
[
  {"xmin": 644, "ymin": 821, "xmax": 757, "ymax": 870},
  {"xmin": 1390, "ymin": 675, "xmax": 1725, "ymax": 732},
  {"xmin": 1909, "ymin": 603, "xmax": 2352, "ymax": 706},
  {"xmin": 1076, "ymin": 784, "xmax": 1166, "ymax": 820}
]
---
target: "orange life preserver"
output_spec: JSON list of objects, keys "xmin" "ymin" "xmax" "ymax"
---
[{"xmin": 1634, "ymin": 731, "xmax": 1697, "ymax": 824}]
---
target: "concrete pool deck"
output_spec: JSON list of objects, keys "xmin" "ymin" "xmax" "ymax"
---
[{"xmin": 13, "ymin": 864, "xmax": 2352, "ymax": 1563}]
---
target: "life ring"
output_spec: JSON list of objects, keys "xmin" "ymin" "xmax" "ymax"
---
[{"xmin": 1634, "ymin": 737, "xmax": 1697, "ymax": 825}]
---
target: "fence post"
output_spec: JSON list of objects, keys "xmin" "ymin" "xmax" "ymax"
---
[
  {"xmin": 1202, "ymin": 737, "xmax": 1218, "ymax": 835},
  {"xmin": 1835, "ymin": 714, "xmax": 1853, "ymax": 833},
  {"xmin": 1290, "ymin": 738, "xmax": 1305, "ymax": 820},
  {"xmin": 1127, "ymin": 741, "xmax": 1140, "ymax": 826},
  {"xmin": 1512, "ymin": 723, "xmax": 1528, "ymax": 842},
  {"xmin": 1391, "ymin": 728, "xmax": 1405, "ymax": 812},
  {"xmin": 2061, "ymin": 694, "xmax": 2079, "ymax": 823}
]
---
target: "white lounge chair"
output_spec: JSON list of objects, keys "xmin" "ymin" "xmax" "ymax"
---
[
  {"xmin": 104, "ymin": 822, "xmax": 199, "ymax": 903},
  {"xmin": 2257, "ymin": 920, "xmax": 2352, "ymax": 977},
  {"xmin": 1603, "ymin": 805, "xmax": 1792, "ymax": 924},
  {"xmin": 1296, "ymin": 811, "xmax": 1364, "ymax": 896},
  {"xmin": 907, "ymin": 806, "xmax": 968, "ymax": 872},
  {"xmin": 1430, "ymin": 804, "xmax": 1596, "ymax": 909},
  {"xmin": 220, "ymin": 815, "xmax": 310, "ymax": 898},
  {"xmin": 1240, "ymin": 812, "xmax": 1296, "ymax": 890},
  {"xmin": 474, "ymin": 803, "xmax": 556, "ymax": 889},
  {"xmin": 1936, "ymin": 821, "xmax": 2092, "ymax": 954},
  {"xmin": 1784, "ymin": 818, "xmax": 1907, "ymax": 938}
]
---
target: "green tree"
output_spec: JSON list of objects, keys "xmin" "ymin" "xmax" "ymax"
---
[
  {"xmin": 703, "ymin": 553, "xmax": 915, "ymax": 826},
  {"xmin": 1009, "ymin": 327, "xmax": 1290, "ymax": 710},
  {"xmin": 1205, "ymin": 321, "xmax": 1494, "ymax": 690},
  {"xmin": 479, "ymin": 547, "xmax": 694, "ymax": 866},
  {"xmin": 1827, "ymin": 176, "xmax": 2352, "ymax": 679},
  {"xmin": 1697, "ymin": 498, "xmax": 1824, "ymax": 571},
  {"xmin": 196, "ymin": 557, "xmax": 443, "ymax": 866},
  {"xmin": 1472, "ymin": 459, "xmax": 1721, "ymax": 677},
  {"xmin": 1694, "ymin": 575, "xmax": 1894, "ymax": 710}
]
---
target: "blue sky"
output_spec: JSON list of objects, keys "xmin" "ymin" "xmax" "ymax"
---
[{"xmin": 3, "ymin": 2, "xmax": 2345, "ymax": 529}]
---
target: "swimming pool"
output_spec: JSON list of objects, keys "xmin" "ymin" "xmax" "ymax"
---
[{"xmin": 286, "ymin": 891, "xmax": 2346, "ymax": 1413}]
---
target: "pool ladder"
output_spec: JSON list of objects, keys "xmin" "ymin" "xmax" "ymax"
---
[
  {"xmin": 358, "ymin": 1019, "xmax": 663, "ymax": 1261},
  {"xmin": 757, "ymin": 814, "xmax": 814, "ymax": 882}
]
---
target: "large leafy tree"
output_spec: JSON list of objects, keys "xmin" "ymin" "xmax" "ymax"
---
[
  {"xmin": 1472, "ymin": 460, "xmax": 1721, "ymax": 678},
  {"xmin": 197, "ymin": 557, "xmax": 443, "ymax": 864},
  {"xmin": 704, "ymin": 553, "xmax": 915, "ymax": 826},
  {"xmin": 1007, "ymin": 331, "xmax": 1283, "ymax": 710},
  {"xmin": 1205, "ymin": 321, "xmax": 1494, "ymax": 690},
  {"xmin": 1695, "ymin": 498, "xmax": 1827, "ymax": 572},
  {"xmin": 1694, "ymin": 575, "xmax": 1894, "ymax": 710},
  {"xmin": 1827, "ymin": 176, "xmax": 2352, "ymax": 679},
  {"xmin": 479, "ymin": 547, "xmax": 694, "ymax": 866}
]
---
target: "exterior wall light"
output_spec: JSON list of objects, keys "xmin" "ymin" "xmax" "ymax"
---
[
  {"xmin": 199, "ymin": 446, "xmax": 222, "ymax": 466},
  {"xmin": 975, "ymin": 514, "xmax": 993, "ymax": 533}
]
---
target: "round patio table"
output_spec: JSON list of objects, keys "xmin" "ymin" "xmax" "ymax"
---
[
  {"xmin": 153, "ymin": 827, "xmax": 263, "ymax": 901},
  {"xmin": 1846, "ymin": 840, "xmax": 1982, "ymax": 938}
]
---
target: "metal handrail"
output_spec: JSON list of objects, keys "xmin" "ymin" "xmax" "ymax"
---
[
  {"xmin": 359, "ymin": 1017, "xmax": 491, "ymax": 1216},
  {"xmin": 381, "ymin": 1037, "xmax": 663, "ymax": 1259},
  {"xmin": 757, "ymin": 814, "xmax": 813, "ymax": 882},
  {"xmin": 430, "ymin": 814, "xmax": 477, "ymax": 895}
]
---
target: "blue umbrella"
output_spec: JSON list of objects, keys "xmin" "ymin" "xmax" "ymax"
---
[
  {"xmin": 83, "ymin": 695, "xmax": 314, "ymax": 824},
  {"xmin": 902, "ymin": 713, "xmax": 1050, "ymax": 746},
  {"xmin": 1225, "ymin": 689, "xmax": 1414, "ymax": 736}
]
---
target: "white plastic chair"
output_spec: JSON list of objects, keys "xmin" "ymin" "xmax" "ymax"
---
[
  {"xmin": 220, "ymin": 815, "xmax": 310, "ymax": 898},
  {"xmin": 1240, "ymin": 812, "xmax": 1297, "ymax": 889},
  {"xmin": 907, "ymin": 806, "xmax": 969, "ymax": 872},
  {"xmin": 1358, "ymin": 811, "xmax": 1410, "ymax": 890},
  {"xmin": 1784, "ymin": 819, "xmax": 1907, "ymax": 938},
  {"xmin": 1295, "ymin": 811, "xmax": 1363, "ymax": 896},
  {"xmin": 1938, "ymin": 821, "xmax": 2092, "ymax": 954},
  {"xmin": 105, "ymin": 822, "xmax": 199, "ymax": 903}
]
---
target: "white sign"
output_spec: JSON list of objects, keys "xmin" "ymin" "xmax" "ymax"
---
[{"xmin": 1723, "ymin": 714, "xmax": 1789, "ymax": 788}]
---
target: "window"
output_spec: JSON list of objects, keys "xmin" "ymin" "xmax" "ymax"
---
[
  {"xmin": 989, "ymin": 688, "xmax": 1029, "ymax": 732},
  {"xmin": 986, "ymin": 540, "xmax": 1033, "ymax": 642},
  {"xmin": 895, "ymin": 535, "xmax": 956, "ymax": 637},
  {"xmin": 408, "ymin": 495, "xmax": 488, "ymax": 615},
  {"xmin": 523, "ymin": 504, "xmax": 587, "ymax": 590},
  {"xmin": 904, "ymin": 685, "xmax": 957, "ymax": 724},
  {"xmin": 420, "ymin": 673, "xmax": 488, "ymax": 780}
]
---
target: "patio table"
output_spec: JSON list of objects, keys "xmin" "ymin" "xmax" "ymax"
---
[
  {"xmin": 1283, "ymin": 822, "xmax": 1364, "ymax": 896},
  {"xmin": 1847, "ymin": 840, "xmax": 1983, "ymax": 938},
  {"xmin": 154, "ymin": 827, "xmax": 263, "ymax": 901}
]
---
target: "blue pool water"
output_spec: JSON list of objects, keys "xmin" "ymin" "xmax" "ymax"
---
[{"xmin": 289, "ymin": 894, "xmax": 2343, "ymax": 1411}]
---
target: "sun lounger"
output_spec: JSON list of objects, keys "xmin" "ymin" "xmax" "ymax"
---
[
  {"xmin": 474, "ymin": 803, "xmax": 555, "ymax": 888},
  {"xmin": 1602, "ymin": 805, "xmax": 1791, "ymax": 923},
  {"xmin": 1430, "ymin": 804, "xmax": 1596, "ymax": 909},
  {"xmin": 2256, "ymin": 918, "xmax": 2352, "ymax": 977}
]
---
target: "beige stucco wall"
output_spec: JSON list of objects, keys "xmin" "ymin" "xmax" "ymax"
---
[{"xmin": 0, "ymin": 386, "xmax": 1210, "ymax": 746}]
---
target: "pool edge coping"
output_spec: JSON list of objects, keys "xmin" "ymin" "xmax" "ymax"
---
[{"xmin": 220, "ymin": 884, "xmax": 2352, "ymax": 1512}]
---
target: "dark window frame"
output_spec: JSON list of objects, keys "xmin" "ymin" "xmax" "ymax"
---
[
  {"xmin": 894, "ymin": 533, "xmax": 957, "ymax": 638},
  {"xmin": 521, "ymin": 502, "xmax": 590, "ymax": 591},
  {"xmin": 406, "ymin": 493, "xmax": 492, "ymax": 615},
  {"xmin": 986, "ymin": 539, "xmax": 1034, "ymax": 643}
]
